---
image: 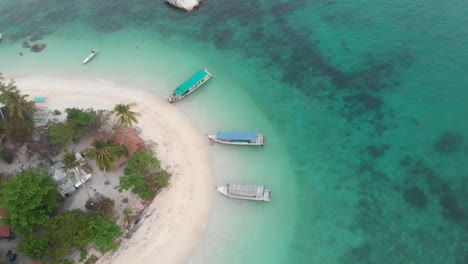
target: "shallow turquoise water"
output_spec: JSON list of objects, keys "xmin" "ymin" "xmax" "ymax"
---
[{"xmin": 1, "ymin": 1, "xmax": 467, "ymax": 263}]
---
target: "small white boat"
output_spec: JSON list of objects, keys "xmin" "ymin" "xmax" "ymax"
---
[
  {"xmin": 0, "ymin": 31, "xmax": 3, "ymax": 41},
  {"xmin": 217, "ymin": 184, "xmax": 271, "ymax": 201},
  {"xmin": 82, "ymin": 49, "xmax": 98, "ymax": 64},
  {"xmin": 207, "ymin": 131, "xmax": 264, "ymax": 146}
]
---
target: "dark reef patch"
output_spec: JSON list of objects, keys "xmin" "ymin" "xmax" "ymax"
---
[
  {"xmin": 366, "ymin": 144, "xmax": 390, "ymax": 159},
  {"xmin": 403, "ymin": 186, "xmax": 428, "ymax": 208},
  {"xmin": 434, "ymin": 131, "xmax": 463, "ymax": 154},
  {"xmin": 400, "ymin": 157, "xmax": 467, "ymax": 227},
  {"xmin": 439, "ymin": 195, "xmax": 465, "ymax": 223},
  {"xmin": 213, "ymin": 29, "xmax": 234, "ymax": 49},
  {"xmin": 30, "ymin": 43, "xmax": 46, "ymax": 52}
]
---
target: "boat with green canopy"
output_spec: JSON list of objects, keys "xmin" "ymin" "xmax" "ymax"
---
[{"xmin": 167, "ymin": 68, "xmax": 213, "ymax": 103}]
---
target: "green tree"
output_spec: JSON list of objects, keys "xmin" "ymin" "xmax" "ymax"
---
[
  {"xmin": 48, "ymin": 122, "xmax": 77, "ymax": 147},
  {"xmin": 17, "ymin": 234, "xmax": 49, "ymax": 259},
  {"xmin": 65, "ymin": 108, "xmax": 97, "ymax": 130},
  {"xmin": 88, "ymin": 214, "xmax": 122, "ymax": 252},
  {"xmin": 0, "ymin": 81, "xmax": 34, "ymax": 120},
  {"xmin": 111, "ymin": 103, "xmax": 141, "ymax": 128},
  {"xmin": 44, "ymin": 209, "xmax": 91, "ymax": 259},
  {"xmin": 118, "ymin": 150, "xmax": 169, "ymax": 200},
  {"xmin": 0, "ymin": 80, "xmax": 35, "ymax": 143},
  {"xmin": 85, "ymin": 139, "xmax": 127, "ymax": 171},
  {"xmin": 0, "ymin": 168, "xmax": 60, "ymax": 233}
]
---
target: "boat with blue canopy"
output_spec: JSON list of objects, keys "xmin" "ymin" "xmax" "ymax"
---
[
  {"xmin": 167, "ymin": 68, "xmax": 212, "ymax": 103},
  {"xmin": 207, "ymin": 131, "xmax": 264, "ymax": 146},
  {"xmin": 217, "ymin": 184, "xmax": 271, "ymax": 201}
]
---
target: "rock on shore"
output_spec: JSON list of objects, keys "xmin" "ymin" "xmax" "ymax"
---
[{"xmin": 165, "ymin": 0, "xmax": 203, "ymax": 12}]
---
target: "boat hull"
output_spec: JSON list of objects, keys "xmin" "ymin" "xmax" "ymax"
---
[
  {"xmin": 207, "ymin": 134, "xmax": 264, "ymax": 146},
  {"xmin": 217, "ymin": 186, "xmax": 271, "ymax": 201},
  {"xmin": 83, "ymin": 50, "xmax": 97, "ymax": 64}
]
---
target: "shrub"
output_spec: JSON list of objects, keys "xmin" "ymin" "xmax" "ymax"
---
[
  {"xmin": 0, "ymin": 149, "xmax": 14, "ymax": 164},
  {"xmin": 123, "ymin": 208, "xmax": 132, "ymax": 222},
  {"xmin": 118, "ymin": 150, "xmax": 170, "ymax": 200}
]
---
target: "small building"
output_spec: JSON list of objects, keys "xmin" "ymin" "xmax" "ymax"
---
[
  {"xmin": 0, "ymin": 207, "xmax": 10, "ymax": 239},
  {"xmin": 110, "ymin": 127, "xmax": 146, "ymax": 169},
  {"xmin": 48, "ymin": 153, "xmax": 92, "ymax": 197}
]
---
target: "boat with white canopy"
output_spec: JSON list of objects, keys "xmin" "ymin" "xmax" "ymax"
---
[{"xmin": 217, "ymin": 184, "xmax": 271, "ymax": 201}]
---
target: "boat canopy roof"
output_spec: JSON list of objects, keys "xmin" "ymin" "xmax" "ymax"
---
[
  {"xmin": 174, "ymin": 69, "xmax": 210, "ymax": 95},
  {"xmin": 227, "ymin": 184, "xmax": 265, "ymax": 197},
  {"xmin": 216, "ymin": 131, "xmax": 258, "ymax": 141}
]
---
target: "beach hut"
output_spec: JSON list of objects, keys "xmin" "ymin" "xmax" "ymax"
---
[
  {"xmin": 48, "ymin": 158, "xmax": 93, "ymax": 197},
  {"xmin": 110, "ymin": 127, "xmax": 146, "ymax": 169}
]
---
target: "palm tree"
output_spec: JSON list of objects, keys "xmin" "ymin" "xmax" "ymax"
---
[
  {"xmin": 84, "ymin": 139, "xmax": 127, "ymax": 183},
  {"xmin": 111, "ymin": 103, "xmax": 141, "ymax": 145},
  {"xmin": 0, "ymin": 82, "xmax": 34, "ymax": 120},
  {"xmin": 62, "ymin": 148, "xmax": 91, "ymax": 199},
  {"xmin": 111, "ymin": 103, "xmax": 141, "ymax": 128}
]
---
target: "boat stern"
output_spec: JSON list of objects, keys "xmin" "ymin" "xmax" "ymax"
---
[
  {"xmin": 217, "ymin": 186, "xmax": 228, "ymax": 196},
  {"xmin": 167, "ymin": 94, "xmax": 178, "ymax": 103}
]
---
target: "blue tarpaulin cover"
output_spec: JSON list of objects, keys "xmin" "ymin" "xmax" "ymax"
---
[
  {"xmin": 173, "ymin": 69, "xmax": 210, "ymax": 95},
  {"xmin": 216, "ymin": 131, "xmax": 258, "ymax": 141}
]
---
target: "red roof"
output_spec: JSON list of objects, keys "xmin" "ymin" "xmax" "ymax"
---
[
  {"xmin": 0, "ymin": 224, "xmax": 9, "ymax": 238},
  {"xmin": 0, "ymin": 207, "xmax": 9, "ymax": 238},
  {"xmin": 110, "ymin": 127, "xmax": 146, "ymax": 169}
]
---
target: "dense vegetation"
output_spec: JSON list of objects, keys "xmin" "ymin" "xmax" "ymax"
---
[
  {"xmin": 18, "ymin": 209, "xmax": 121, "ymax": 260},
  {"xmin": 0, "ymin": 168, "xmax": 60, "ymax": 233},
  {"xmin": 0, "ymin": 78, "xmax": 170, "ymax": 262},
  {"xmin": 118, "ymin": 149, "xmax": 170, "ymax": 200}
]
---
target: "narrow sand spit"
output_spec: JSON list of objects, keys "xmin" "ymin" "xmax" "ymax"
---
[{"xmin": 10, "ymin": 75, "xmax": 215, "ymax": 264}]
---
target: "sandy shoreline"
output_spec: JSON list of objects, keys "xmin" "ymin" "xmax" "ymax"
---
[{"xmin": 9, "ymin": 75, "xmax": 215, "ymax": 264}]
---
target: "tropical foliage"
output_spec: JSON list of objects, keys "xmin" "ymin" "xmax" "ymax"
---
[
  {"xmin": 47, "ymin": 108, "xmax": 98, "ymax": 148},
  {"xmin": 0, "ymin": 79, "xmax": 35, "ymax": 143},
  {"xmin": 118, "ymin": 150, "xmax": 170, "ymax": 200},
  {"xmin": 87, "ymin": 214, "xmax": 122, "ymax": 252},
  {"xmin": 111, "ymin": 103, "xmax": 141, "ymax": 128},
  {"xmin": 0, "ymin": 168, "xmax": 60, "ymax": 233},
  {"xmin": 17, "ymin": 210, "xmax": 122, "ymax": 260},
  {"xmin": 65, "ymin": 107, "xmax": 97, "ymax": 130},
  {"xmin": 85, "ymin": 139, "xmax": 127, "ymax": 171},
  {"xmin": 17, "ymin": 234, "xmax": 49, "ymax": 259},
  {"xmin": 0, "ymin": 80, "xmax": 34, "ymax": 120},
  {"xmin": 48, "ymin": 122, "xmax": 77, "ymax": 147}
]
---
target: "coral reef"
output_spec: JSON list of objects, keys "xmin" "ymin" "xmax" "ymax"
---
[
  {"xmin": 403, "ymin": 186, "xmax": 428, "ymax": 208},
  {"xmin": 439, "ymin": 195, "xmax": 465, "ymax": 223},
  {"xmin": 434, "ymin": 132, "xmax": 463, "ymax": 153},
  {"xmin": 30, "ymin": 43, "xmax": 46, "ymax": 52}
]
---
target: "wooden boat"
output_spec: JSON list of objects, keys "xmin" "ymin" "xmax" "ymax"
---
[
  {"xmin": 167, "ymin": 68, "xmax": 212, "ymax": 103},
  {"xmin": 83, "ymin": 49, "xmax": 98, "ymax": 64},
  {"xmin": 207, "ymin": 131, "xmax": 264, "ymax": 146},
  {"xmin": 217, "ymin": 184, "xmax": 271, "ymax": 201}
]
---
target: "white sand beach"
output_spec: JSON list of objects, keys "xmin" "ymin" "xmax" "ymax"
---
[{"xmin": 9, "ymin": 75, "xmax": 215, "ymax": 264}]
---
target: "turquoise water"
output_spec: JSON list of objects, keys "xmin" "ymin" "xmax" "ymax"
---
[{"xmin": 1, "ymin": 1, "xmax": 467, "ymax": 263}]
